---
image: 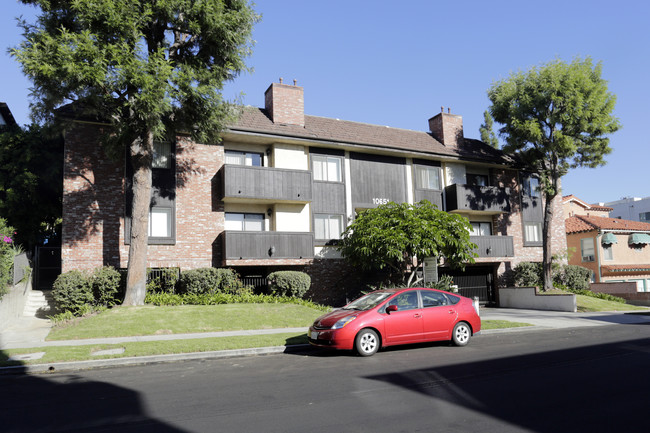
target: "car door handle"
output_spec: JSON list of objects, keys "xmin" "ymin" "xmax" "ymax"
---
[
  {"xmin": 448, "ymin": 310, "xmax": 455, "ymax": 314},
  {"xmin": 414, "ymin": 313, "xmax": 422, "ymax": 319}
]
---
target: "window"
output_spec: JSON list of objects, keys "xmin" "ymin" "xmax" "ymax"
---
[
  {"xmin": 470, "ymin": 222, "xmax": 492, "ymax": 236},
  {"xmin": 152, "ymin": 141, "xmax": 172, "ymax": 169},
  {"xmin": 387, "ymin": 291, "xmax": 419, "ymax": 311},
  {"xmin": 467, "ymin": 173, "xmax": 488, "ymax": 187},
  {"xmin": 420, "ymin": 290, "xmax": 449, "ymax": 308},
  {"xmin": 225, "ymin": 213, "xmax": 264, "ymax": 231},
  {"xmin": 225, "ymin": 150, "xmax": 263, "ymax": 167},
  {"xmin": 312, "ymin": 155, "xmax": 342, "ymax": 182},
  {"xmin": 602, "ymin": 244, "xmax": 613, "ymax": 261},
  {"xmin": 524, "ymin": 222, "xmax": 542, "ymax": 243},
  {"xmin": 149, "ymin": 208, "xmax": 172, "ymax": 238},
  {"xmin": 523, "ymin": 176, "xmax": 540, "ymax": 198},
  {"xmin": 581, "ymin": 238, "xmax": 595, "ymax": 262},
  {"xmin": 640, "ymin": 212, "xmax": 650, "ymax": 222},
  {"xmin": 415, "ymin": 166, "xmax": 441, "ymax": 190},
  {"xmin": 314, "ymin": 214, "xmax": 344, "ymax": 240}
]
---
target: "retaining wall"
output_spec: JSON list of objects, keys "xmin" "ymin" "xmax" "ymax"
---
[{"xmin": 498, "ymin": 287, "xmax": 576, "ymax": 312}]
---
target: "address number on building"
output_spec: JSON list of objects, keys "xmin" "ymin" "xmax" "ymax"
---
[{"xmin": 372, "ymin": 198, "xmax": 390, "ymax": 205}]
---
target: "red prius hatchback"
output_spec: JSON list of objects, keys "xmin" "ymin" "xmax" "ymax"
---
[{"xmin": 308, "ymin": 288, "xmax": 481, "ymax": 356}]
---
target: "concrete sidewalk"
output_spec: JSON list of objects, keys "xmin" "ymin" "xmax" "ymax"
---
[{"xmin": 2, "ymin": 306, "xmax": 649, "ymax": 374}]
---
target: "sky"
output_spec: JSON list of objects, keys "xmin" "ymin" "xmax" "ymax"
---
[{"xmin": 1, "ymin": 0, "xmax": 648, "ymax": 205}]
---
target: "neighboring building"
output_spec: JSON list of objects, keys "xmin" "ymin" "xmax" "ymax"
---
[
  {"xmin": 563, "ymin": 195, "xmax": 612, "ymax": 218},
  {"xmin": 565, "ymin": 213, "xmax": 650, "ymax": 292},
  {"xmin": 0, "ymin": 102, "xmax": 17, "ymax": 128},
  {"xmin": 604, "ymin": 196, "xmax": 650, "ymax": 223},
  {"xmin": 60, "ymin": 81, "xmax": 567, "ymax": 304}
]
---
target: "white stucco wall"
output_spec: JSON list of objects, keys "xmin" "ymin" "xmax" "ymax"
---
[
  {"xmin": 275, "ymin": 203, "xmax": 310, "ymax": 232},
  {"xmin": 273, "ymin": 143, "xmax": 309, "ymax": 170}
]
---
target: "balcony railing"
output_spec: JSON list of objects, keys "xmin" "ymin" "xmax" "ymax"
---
[
  {"xmin": 445, "ymin": 184, "xmax": 510, "ymax": 213},
  {"xmin": 224, "ymin": 231, "xmax": 314, "ymax": 260},
  {"xmin": 222, "ymin": 165, "xmax": 312, "ymax": 202},
  {"xmin": 471, "ymin": 235, "xmax": 514, "ymax": 258}
]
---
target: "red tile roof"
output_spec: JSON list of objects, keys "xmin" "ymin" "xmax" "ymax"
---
[
  {"xmin": 228, "ymin": 107, "xmax": 515, "ymax": 164},
  {"xmin": 565, "ymin": 215, "xmax": 650, "ymax": 234},
  {"xmin": 562, "ymin": 194, "xmax": 613, "ymax": 211}
]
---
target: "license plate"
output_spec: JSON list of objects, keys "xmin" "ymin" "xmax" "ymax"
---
[{"xmin": 310, "ymin": 331, "xmax": 319, "ymax": 340}]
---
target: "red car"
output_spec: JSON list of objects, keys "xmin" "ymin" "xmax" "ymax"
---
[{"xmin": 308, "ymin": 287, "xmax": 481, "ymax": 356}]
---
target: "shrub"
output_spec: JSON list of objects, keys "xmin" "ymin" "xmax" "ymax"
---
[
  {"xmin": 558, "ymin": 265, "xmax": 591, "ymax": 291},
  {"xmin": 92, "ymin": 266, "xmax": 124, "ymax": 307},
  {"xmin": 267, "ymin": 271, "xmax": 311, "ymax": 298},
  {"xmin": 513, "ymin": 262, "xmax": 542, "ymax": 287},
  {"xmin": 177, "ymin": 267, "xmax": 244, "ymax": 295},
  {"xmin": 0, "ymin": 218, "xmax": 16, "ymax": 292},
  {"xmin": 52, "ymin": 270, "xmax": 94, "ymax": 314},
  {"xmin": 147, "ymin": 267, "xmax": 180, "ymax": 294}
]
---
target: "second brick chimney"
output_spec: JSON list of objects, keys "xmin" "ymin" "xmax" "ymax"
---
[
  {"xmin": 264, "ymin": 80, "xmax": 304, "ymax": 127},
  {"xmin": 429, "ymin": 109, "xmax": 463, "ymax": 147}
]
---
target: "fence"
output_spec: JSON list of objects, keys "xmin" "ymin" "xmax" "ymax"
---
[{"xmin": 241, "ymin": 275, "xmax": 268, "ymax": 292}]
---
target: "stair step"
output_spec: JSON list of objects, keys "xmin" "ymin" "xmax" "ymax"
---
[{"xmin": 22, "ymin": 290, "xmax": 56, "ymax": 317}]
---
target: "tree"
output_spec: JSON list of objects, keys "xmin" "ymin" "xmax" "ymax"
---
[
  {"xmin": 0, "ymin": 123, "xmax": 63, "ymax": 250},
  {"xmin": 13, "ymin": 0, "xmax": 259, "ymax": 305},
  {"xmin": 479, "ymin": 110, "xmax": 499, "ymax": 148},
  {"xmin": 337, "ymin": 201, "xmax": 477, "ymax": 287},
  {"xmin": 488, "ymin": 57, "xmax": 620, "ymax": 291}
]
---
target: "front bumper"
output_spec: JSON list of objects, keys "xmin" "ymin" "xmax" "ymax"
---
[{"xmin": 307, "ymin": 327, "xmax": 354, "ymax": 350}]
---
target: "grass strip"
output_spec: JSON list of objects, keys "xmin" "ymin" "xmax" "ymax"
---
[
  {"xmin": 48, "ymin": 304, "xmax": 324, "ymax": 341},
  {"xmin": 1, "ymin": 333, "xmax": 308, "ymax": 366}
]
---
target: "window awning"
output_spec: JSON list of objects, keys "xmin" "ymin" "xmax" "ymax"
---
[
  {"xmin": 601, "ymin": 232, "xmax": 618, "ymax": 245},
  {"xmin": 629, "ymin": 233, "xmax": 650, "ymax": 245}
]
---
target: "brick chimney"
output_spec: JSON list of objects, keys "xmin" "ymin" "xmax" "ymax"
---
[
  {"xmin": 429, "ymin": 108, "xmax": 463, "ymax": 147},
  {"xmin": 264, "ymin": 79, "xmax": 304, "ymax": 127}
]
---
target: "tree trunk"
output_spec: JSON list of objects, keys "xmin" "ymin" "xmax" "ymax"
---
[
  {"xmin": 541, "ymin": 184, "xmax": 557, "ymax": 292},
  {"xmin": 123, "ymin": 131, "xmax": 154, "ymax": 306}
]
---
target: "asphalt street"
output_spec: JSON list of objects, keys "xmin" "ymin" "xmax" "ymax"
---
[{"xmin": 1, "ymin": 323, "xmax": 649, "ymax": 433}]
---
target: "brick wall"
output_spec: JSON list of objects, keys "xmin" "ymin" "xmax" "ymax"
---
[
  {"xmin": 62, "ymin": 122, "xmax": 125, "ymax": 271},
  {"xmin": 264, "ymin": 82, "xmax": 304, "ymax": 127}
]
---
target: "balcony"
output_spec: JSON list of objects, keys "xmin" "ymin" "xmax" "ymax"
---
[
  {"xmin": 222, "ymin": 165, "xmax": 312, "ymax": 203},
  {"xmin": 445, "ymin": 184, "xmax": 510, "ymax": 214},
  {"xmin": 223, "ymin": 231, "xmax": 314, "ymax": 260},
  {"xmin": 471, "ymin": 235, "xmax": 514, "ymax": 258}
]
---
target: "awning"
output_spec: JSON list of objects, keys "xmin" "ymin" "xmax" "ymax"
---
[
  {"xmin": 629, "ymin": 233, "xmax": 650, "ymax": 245},
  {"xmin": 601, "ymin": 232, "xmax": 618, "ymax": 244}
]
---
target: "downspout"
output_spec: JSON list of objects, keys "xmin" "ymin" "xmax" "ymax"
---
[{"xmin": 596, "ymin": 231, "xmax": 602, "ymax": 283}]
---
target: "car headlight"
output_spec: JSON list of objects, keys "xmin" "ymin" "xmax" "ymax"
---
[{"xmin": 332, "ymin": 316, "xmax": 357, "ymax": 329}]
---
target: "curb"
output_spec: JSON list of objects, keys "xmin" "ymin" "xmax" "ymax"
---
[{"xmin": 0, "ymin": 344, "xmax": 313, "ymax": 375}]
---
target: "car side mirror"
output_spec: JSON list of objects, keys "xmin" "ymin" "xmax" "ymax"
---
[{"xmin": 386, "ymin": 305, "xmax": 398, "ymax": 314}]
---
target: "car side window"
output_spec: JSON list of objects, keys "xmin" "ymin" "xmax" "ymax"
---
[
  {"xmin": 387, "ymin": 291, "xmax": 420, "ymax": 311},
  {"xmin": 420, "ymin": 291, "xmax": 449, "ymax": 308}
]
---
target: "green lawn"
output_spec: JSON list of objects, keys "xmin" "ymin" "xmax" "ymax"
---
[{"xmin": 47, "ymin": 304, "xmax": 322, "ymax": 340}]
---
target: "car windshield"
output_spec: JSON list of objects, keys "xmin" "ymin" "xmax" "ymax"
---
[{"xmin": 342, "ymin": 291, "xmax": 394, "ymax": 311}]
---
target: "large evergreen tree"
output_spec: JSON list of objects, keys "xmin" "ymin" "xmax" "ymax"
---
[
  {"xmin": 13, "ymin": 0, "xmax": 259, "ymax": 304},
  {"xmin": 488, "ymin": 57, "xmax": 620, "ymax": 291},
  {"xmin": 479, "ymin": 110, "xmax": 499, "ymax": 148}
]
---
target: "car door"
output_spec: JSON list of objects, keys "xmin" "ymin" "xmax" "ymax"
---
[
  {"xmin": 382, "ymin": 290, "xmax": 424, "ymax": 344},
  {"xmin": 419, "ymin": 290, "xmax": 458, "ymax": 341}
]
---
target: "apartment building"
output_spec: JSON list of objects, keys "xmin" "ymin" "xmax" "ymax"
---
[
  {"xmin": 61, "ymin": 81, "xmax": 567, "ymax": 304},
  {"xmin": 605, "ymin": 196, "xmax": 650, "ymax": 223}
]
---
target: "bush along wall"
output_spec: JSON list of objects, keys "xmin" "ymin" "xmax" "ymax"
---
[
  {"xmin": 0, "ymin": 218, "xmax": 16, "ymax": 295},
  {"xmin": 267, "ymin": 271, "xmax": 311, "ymax": 298}
]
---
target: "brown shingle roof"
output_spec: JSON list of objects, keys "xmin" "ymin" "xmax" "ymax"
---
[
  {"xmin": 565, "ymin": 215, "xmax": 650, "ymax": 234},
  {"xmin": 229, "ymin": 107, "xmax": 515, "ymax": 164}
]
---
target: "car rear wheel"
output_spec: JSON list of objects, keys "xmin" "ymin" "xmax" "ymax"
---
[
  {"xmin": 451, "ymin": 322, "xmax": 471, "ymax": 346},
  {"xmin": 355, "ymin": 329, "xmax": 379, "ymax": 356}
]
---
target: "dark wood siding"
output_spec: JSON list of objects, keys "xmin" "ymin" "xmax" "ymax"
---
[
  {"xmin": 222, "ymin": 165, "xmax": 312, "ymax": 202},
  {"xmin": 224, "ymin": 231, "xmax": 314, "ymax": 259},
  {"xmin": 445, "ymin": 184, "xmax": 510, "ymax": 213},
  {"xmin": 312, "ymin": 182, "xmax": 346, "ymax": 213},
  {"xmin": 350, "ymin": 152, "xmax": 407, "ymax": 208},
  {"xmin": 471, "ymin": 235, "xmax": 514, "ymax": 257}
]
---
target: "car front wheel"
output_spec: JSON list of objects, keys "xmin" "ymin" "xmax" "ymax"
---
[
  {"xmin": 451, "ymin": 322, "xmax": 471, "ymax": 346},
  {"xmin": 355, "ymin": 329, "xmax": 380, "ymax": 356}
]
